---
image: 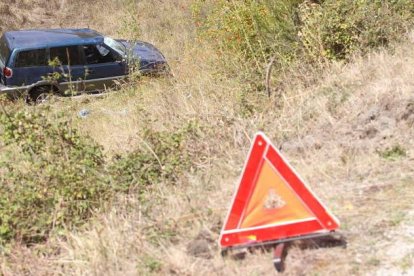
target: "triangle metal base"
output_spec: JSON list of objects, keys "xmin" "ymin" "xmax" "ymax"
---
[{"xmin": 221, "ymin": 231, "xmax": 346, "ymax": 273}]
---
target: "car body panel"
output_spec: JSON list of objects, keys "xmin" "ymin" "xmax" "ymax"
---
[
  {"xmin": 118, "ymin": 40, "xmax": 168, "ymax": 73},
  {"xmin": 11, "ymin": 65, "xmax": 51, "ymax": 87},
  {"xmin": 83, "ymin": 62, "xmax": 127, "ymax": 91},
  {"xmin": 4, "ymin": 29, "xmax": 103, "ymax": 52},
  {"xmin": 56, "ymin": 64, "xmax": 87, "ymax": 92}
]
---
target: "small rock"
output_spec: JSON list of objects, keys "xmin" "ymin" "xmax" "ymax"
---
[
  {"xmin": 78, "ymin": 109, "xmax": 90, "ymax": 118},
  {"xmin": 186, "ymin": 239, "xmax": 212, "ymax": 259},
  {"xmin": 186, "ymin": 230, "xmax": 214, "ymax": 259}
]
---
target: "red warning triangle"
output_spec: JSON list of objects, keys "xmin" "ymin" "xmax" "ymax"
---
[{"xmin": 219, "ymin": 132, "xmax": 339, "ymax": 248}]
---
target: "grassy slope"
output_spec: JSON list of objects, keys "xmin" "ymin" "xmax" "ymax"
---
[{"xmin": 1, "ymin": 0, "xmax": 414, "ymax": 275}]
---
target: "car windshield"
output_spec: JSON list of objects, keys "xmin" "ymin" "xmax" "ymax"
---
[{"xmin": 104, "ymin": 36, "xmax": 126, "ymax": 56}]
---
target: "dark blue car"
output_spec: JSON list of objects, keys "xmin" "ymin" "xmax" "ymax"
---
[{"xmin": 0, "ymin": 28, "xmax": 168, "ymax": 102}]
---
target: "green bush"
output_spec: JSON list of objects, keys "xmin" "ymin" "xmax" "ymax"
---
[
  {"xmin": 109, "ymin": 127, "xmax": 192, "ymax": 194},
  {"xmin": 0, "ymin": 106, "xmax": 197, "ymax": 246},
  {"xmin": 0, "ymin": 108, "xmax": 198, "ymax": 246},
  {"xmin": 378, "ymin": 145, "xmax": 407, "ymax": 160},
  {"xmin": 193, "ymin": 0, "xmax": 301, "ymax": 71},
  {"xmin": 0, "ymin": 108, "xmax": 110, "ymax": 245},
  {"xmin": 299, "ymin": 0, "xmax": 414, "ymax": 61},
  {"xmin": 195, "ymin": 0, "xmax": 414, "ymax": 67}
]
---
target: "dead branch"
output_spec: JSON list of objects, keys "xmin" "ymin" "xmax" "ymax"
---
[{"xmin": 265, "ymin": 55, "xmax": 276, "ymax": 97}]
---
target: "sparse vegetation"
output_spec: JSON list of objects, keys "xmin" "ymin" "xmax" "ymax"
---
[
  {"xmin": 0, "ymin": 107, "xmax": 194, "ymax": 246},
  {"xmin": 0, "ymin": 108, "xmax": 108, "ymax": 245},
  {"xmin": 193, "ymin": 0, "xmax": 414, "ymax": 80},
  {"xmin": 1, "ymin": 0, "xmax": 414, "ymax": 275},
  {"xmin": 108, "ymin": 124, "xmax": 195, "ymax": 194},
  {"xmin": 298, "ymin": 0, "xmax": 414, "ymax": 61},
  {"xmin": 378, "ymin": 144, "xmax": 407, "ymax": 160}
]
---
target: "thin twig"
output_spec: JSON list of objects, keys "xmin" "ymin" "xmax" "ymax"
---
[
  {"xmin": 265, "ymin": 55, "xmax": 276, "ymax": 97},
  {"xmin": 0, "ymin": 99, "xmax": 12, "ymax": 123}
]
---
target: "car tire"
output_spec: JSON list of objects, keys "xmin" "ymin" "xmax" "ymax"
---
[{"xmin": 26, "ymin": 86, "xmax": 54, "ymax": 105}]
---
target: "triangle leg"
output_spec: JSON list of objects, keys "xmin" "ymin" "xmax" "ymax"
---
[{"xmin": 272, "ymin": 242, "xmax": 287, "ymax": 272}]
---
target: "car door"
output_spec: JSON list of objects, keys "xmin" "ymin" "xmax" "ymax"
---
[
  {"xmin": 48, "ymin": 46, "xmax": 86, "ymax": 94},
  {"xmin": 81, "ymin": 44, "xmax": 127, "ymax": 92}
]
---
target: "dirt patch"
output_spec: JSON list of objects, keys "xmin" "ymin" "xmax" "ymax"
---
[
  {"xmin": 399, "ymin": 99, "xmax": 414, "ymax": 125},
  {"xmin": 0, "ymin": 1, "xmax": 94, "ymax": 33},
  {"xmin": 375, "ymin": 209, "xmax": 414, "ymax": 275}
]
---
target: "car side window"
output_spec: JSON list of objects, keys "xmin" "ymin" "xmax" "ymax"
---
[
  {"xmin": 49, "ymin": 46, "xmax": 82, "ymax": 66},
  {"xmin": 83, "ymin": 44, "xmax": 117, "ymax": 64},
  {"xmin": 14, "ymin": 49, "xmax": 47, "ymax": 68}
]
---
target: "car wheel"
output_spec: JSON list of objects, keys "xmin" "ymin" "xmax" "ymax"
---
[{"xmin": 27, "ymin": 86, "xmax": 54, "ymax": 104}]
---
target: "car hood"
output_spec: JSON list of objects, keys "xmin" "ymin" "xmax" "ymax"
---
[{"xmin": 117, "ymin": 39, "xmax": 166, "ymax": 63}]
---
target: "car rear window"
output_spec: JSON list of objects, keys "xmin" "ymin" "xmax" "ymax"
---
[
  {"xmin": 0, "ymin": 36, "xmax": 10, "ymax": 67},
  {"xmin": 50, "ymin": 46, "xmax": 82, "ymax": 66},
  {"xmin": 14, "ymin": 49, "xmax": 47, "ymax": 67}
]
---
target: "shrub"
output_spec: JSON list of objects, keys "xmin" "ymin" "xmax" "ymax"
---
[
  {"xmin": 378, "ymin": 145, "xmax": 407, "ymax": 160},
  {"xmin": 296, "ymin": 0, "xmax": 414, "ymax": 61},
  {"xmin": 109, "ymin": 127, "xmax": 192, "ymax": 194},
  {"xmin": 0, "ymin": 108, "xmax": 110, "ymax": 245},
  {"xmin": 0, "ymin": 106, "xmax": 197, "ymax": 246},
  {"xmin": 195, "ymin": 0, "xmax": 414, "ymax": 67},
  {"xmin": 193, "ymin": 0, "xmax": 301, "ymax": 72}
]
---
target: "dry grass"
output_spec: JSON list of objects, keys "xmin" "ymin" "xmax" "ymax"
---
[
  {"xmin": 1, "ymin": 1, "xmax": 414, "ymax": 275},
  {"xmin": 48, "ymin": 39, "xmax": 413, "ymax": 276}
]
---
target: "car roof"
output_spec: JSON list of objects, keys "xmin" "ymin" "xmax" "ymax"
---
[{"xmin": 4, "ymin": 28, "xmax": 104, "ymax": 50}]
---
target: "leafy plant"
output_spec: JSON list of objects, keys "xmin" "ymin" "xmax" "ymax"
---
[
  {"xmin": 0, "ymin": 105, "xmax": 198, "ymax": 246},
  {"xmin": 193, "ymin": 0, "xmax": 301, "ymax": 72},
  {"xmin": 298, "ymin": 0, "xmax": 414, "ymax": 61},
  {"xmin": 108, "ymin": 126, "xmax": 192, "ymax": 194},
  {"xmin": 143, "ymin": 255, "xmax": 162, "ymax": 272},
  {"xmin": 378, "ymin": 145, "xmax": 406, "ymax": 160},
  {"xmin": 195, "ymin": 0, "xmax": 414, "ymax": 68},
  {"xmin": 0, "ymin": 108, "xmax": 110, "ymax": 245}
]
